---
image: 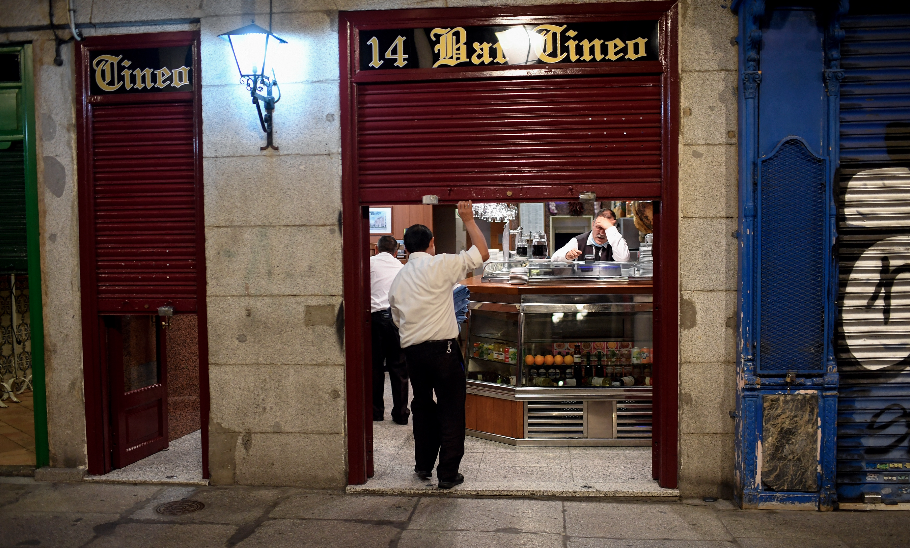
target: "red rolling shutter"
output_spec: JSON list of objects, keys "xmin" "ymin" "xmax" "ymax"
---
[
  {"xmin": 89, "ymin": 101, "xmax": 198, "ymax": 312},
  {"xmin": 355, "ymin": 74, "xmax": 662, "ymax": 203}
]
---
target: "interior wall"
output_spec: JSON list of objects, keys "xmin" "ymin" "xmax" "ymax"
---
[
  {"xmin": 166, "ymin": 315, "xmax": 200, "ymax": 442},
  {"xmin": 368, "ymin": 204, "xmax": 433, "ymax": 249}
]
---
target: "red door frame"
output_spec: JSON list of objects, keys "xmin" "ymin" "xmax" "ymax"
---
[
  {"xmin": 75, "ymin": 31, "xmax": 210, "ymax": 477},
  {"xmin": 340, "ymin": 3, "xmax": 679, "ymax": 488}
]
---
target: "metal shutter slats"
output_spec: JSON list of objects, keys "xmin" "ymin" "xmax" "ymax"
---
[{"xmin": 90, "ymin": 102, "xmax": 197, "ymax": 309}]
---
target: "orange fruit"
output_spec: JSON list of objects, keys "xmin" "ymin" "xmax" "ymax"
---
[
  {"xmin": 554, "ymin": 354, "xmax": 564, "ymax": 366},
  {"xmin": 534, "ymin": 355, "xmax": 545, "ymax": 366},
  {"xmin": 564, "ymin": 355, "xmax": 574, "ymax": 365},
  {"xmin": 544, "ymin": 355, "xmax": 554, "ymax": 366},
  {"xmin": 524, "ymin": 354, "xmax": 535, "ymax": 365}
]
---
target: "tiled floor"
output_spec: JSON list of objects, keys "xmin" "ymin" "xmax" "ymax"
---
[
  {"xmin": 349, "ymin": 377, "xmax": 678, "ymax": 497},
  {"xmin": 86, "ymin": 429, "xmax": 205, "ymax": 485},
  {"xmin": 0, "ymin": 390, "xmax": 35, "ymax": 466}
]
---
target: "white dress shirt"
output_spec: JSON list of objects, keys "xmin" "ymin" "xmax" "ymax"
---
[
  {"xmin": 389, "ymin": 247, "xmax": 484, "ymax": 348},
  {"xmin": 551, "ymin": 226, "xmax": 631, "ymax": 262},
  {"xmin": 370, "ymin": 252, "xmax": 404, "ymax": 312}
]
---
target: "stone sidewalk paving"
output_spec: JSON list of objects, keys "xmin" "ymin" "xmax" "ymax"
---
[{"xmin": 0, "ymin": 478, "xmax": 908, "ymax": 547}]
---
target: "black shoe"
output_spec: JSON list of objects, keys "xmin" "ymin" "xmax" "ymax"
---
[
  {"xmin": 437, "ymin": 473, "xmax": 464, "ymax": 489},
  {"xmin": 373, "ymin": 416, "xmax": 384, "ymax": 422},
  {"xmin": 414, "ymin": 467, "xmax": 432, "ymax": 480},
  {"xmin": 392, "ymin": 417, "xmax": 409, "ymax": 425}
]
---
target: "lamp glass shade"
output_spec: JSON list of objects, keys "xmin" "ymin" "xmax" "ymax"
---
[{"xmin": 220, "ymin": 23, "xmax": 286, "ymax": 78}]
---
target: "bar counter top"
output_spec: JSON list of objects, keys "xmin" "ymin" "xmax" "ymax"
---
[{"xmin": 457, "ymin": 275, "xmax": 652, "ymax": 296}]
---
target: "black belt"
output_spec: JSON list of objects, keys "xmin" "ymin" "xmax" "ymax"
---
[
  {"xmin": 372, "ymin": 309, "xmax": 392, "ymax": 320},
  {"xmin": 408, "ymin": 338, "xmax": 458, "ymax": 350}
]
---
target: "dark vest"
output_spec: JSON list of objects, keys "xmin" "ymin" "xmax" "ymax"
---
[{"xmin": 575, "ymin": 231, "xmax": 614, "ymax": 261}]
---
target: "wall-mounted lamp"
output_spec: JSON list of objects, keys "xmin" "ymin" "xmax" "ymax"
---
[{"xmin": 219, "ymin": 23, "xmax": 286, "ymax": 151}]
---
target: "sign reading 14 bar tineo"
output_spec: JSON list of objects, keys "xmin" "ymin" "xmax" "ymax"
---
[
  {"xmin": 90, "ymin": 46, "xmax": 193, "ymax": 94},
  {"xmin": 359, "ymin": 21, "xmax": 659, "ymax": 70}
]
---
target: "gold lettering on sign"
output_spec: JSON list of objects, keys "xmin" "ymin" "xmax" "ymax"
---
[
  {"xmin": 625, "ymin": 37, "xmax": 648, "ymax": 60},
  {"xmin": 171, "ymin": 66, "xmax": 191, "ymax": 88},
  {"xmin": 532, "ymin": 24, "xmax": 567, "ymax": 63},
  {"xmin": 120, "ymin": 59, "xmax": 133, "ymax": 90},
  {"xmin": 133, "ymin": 68, "xmax": 153, "ymax": 89},
  {"xmin": 605, "ymin": 38, "xmax": 625, "ymax": 61},
  {"xmin": 472, "ymin": 42, "xmax": 496, "ymax": 65},
  {"xmin": 155, "ymin": 67, "xmax": 171, "ymax": 88},
  {"xmin": 492, "ymin": 42, "xmax": 507, "ymax": 64},
  {"xmin": 93, "ymin": 55, "xmax": 122, "ymax": 91},
  {"xmin": 431, "ymin": 28, "xmax": 468, "ymax": 67},
  {"xmin": 565, "ymin": 30, "xmax": 580, "ymax": 62},
  {"xmin": 580, "ymin": 39, "xmax": 604, "ymax": 61}
]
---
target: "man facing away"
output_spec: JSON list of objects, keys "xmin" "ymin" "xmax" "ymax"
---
[
  {"xmin": 388, "ymin": 201, "xmax": 490, "ymax": 489},
  {"xmin": 369, "ymin": 235, "xmax": 409, "ymax": 424},
  {"xmin": 551, "ymin": 208, "xmax": 631, "ymax": 262}
]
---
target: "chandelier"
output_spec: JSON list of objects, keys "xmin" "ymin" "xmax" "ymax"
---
[{"xmin": 472, "ymin": 203, "xmax": 517, "ymax": 222}]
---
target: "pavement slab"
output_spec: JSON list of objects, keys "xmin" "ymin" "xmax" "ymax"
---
[
  {"xmin": 408, "ymin": 497, "xmax": 564, "ymax": 534},
  {"xmin": 84, "ymin": 522, "xmax": 239, "ymax": 548},
  {"xmin": 2, "ymin": 482, "xmax": 163, "ymax": 514},
  {"xmin": 233, "ymin": 518, "xmax": 402, "ymax": 548},
  {"xmin": 565, "ymin": 501, "xmax": 732, "ymax": 541},
  {"xmin": 129, "ymin": 485, "xmax": 286, "ymax": 524},
  {"xmin": 398, "ymin": 529, "xmax": 565, "ymax": 548},
  {"xmin": 0, "ymin": 512, "xmax": 116, "ymax": 548},
  {"xmin": 269, "ymin": 492, "xmax": 418, "ymax": 521}
]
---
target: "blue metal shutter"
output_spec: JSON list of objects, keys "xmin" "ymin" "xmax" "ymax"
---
[
  {"xmin": 0, "ymin": 141, "xmax": 27, "ymax": 274},
  {"xmin": 836, "ymin": 11, "xmax": 910, "ymax": 506}
]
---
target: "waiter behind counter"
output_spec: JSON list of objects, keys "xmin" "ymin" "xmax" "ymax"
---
[{"xmin": 551, "ymin": 208, "xmax": 630, "ymax": 262}]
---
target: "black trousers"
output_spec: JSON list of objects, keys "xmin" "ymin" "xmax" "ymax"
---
[
  {"xmin": 403, "ymin": 339, "xmax": 466, "ymax": 482},
  {"xmin": 371, "ymin": 310, "xmax": 410, "ymax": 422}
]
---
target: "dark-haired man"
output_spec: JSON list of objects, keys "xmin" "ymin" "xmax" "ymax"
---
[
  {"xmin": 370, "ymin": 235, "xmax": 409, "ymax": 424},
  {"xmin": 551, "ymin": 208, "xmax": 631, "ymax": 262},
  {"xmin": 388, "ymin": 201, "xmax": 490, "ymax": 490}
]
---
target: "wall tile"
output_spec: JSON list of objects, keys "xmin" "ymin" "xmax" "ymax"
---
[
  {"xmin": 203, "ymin": 154, "xmax": 341, "ymax": 227},
  {"xmin": 206, "ymin": 296, "xmax": 344, "ymax": 365}
]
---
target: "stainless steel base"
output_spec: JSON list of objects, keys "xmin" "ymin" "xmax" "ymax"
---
[{"xmin": 466, "ymin": 429, "xmax": 650, "ymax": 447}]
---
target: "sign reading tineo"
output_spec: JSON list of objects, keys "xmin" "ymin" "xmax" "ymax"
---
[
  {"xmin": 359, "ymin": 21, "xmax": 659, "ymax": 71},
  {"xmin": 90, "ymin": 46, "xmax": 193, "ymax": 94}
]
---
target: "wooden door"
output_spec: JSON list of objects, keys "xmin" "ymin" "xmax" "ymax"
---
[{"xmin": 104, "ymin": 314, "xmax": 168, "ymax": 468}]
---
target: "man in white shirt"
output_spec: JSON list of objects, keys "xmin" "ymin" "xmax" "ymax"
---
[
  {"xmin": 388, "ymin": 201, "xmax": 489, "ymax": 489},
  {"xmin": 370, "ymin": 235, "xmax": 409, "ymax": 424},
  {"xmin": 551, "ymin": 208, "xmax": 631, "ymax": 262}
]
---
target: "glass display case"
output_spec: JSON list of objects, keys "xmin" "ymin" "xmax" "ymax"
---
[
  {"xmin": 462, "ymin": 287, "xmax": 654, "ymax": 446},
  {"xmin": 466, "ymin": 294, "xmax": 653, "ymax": 388}
]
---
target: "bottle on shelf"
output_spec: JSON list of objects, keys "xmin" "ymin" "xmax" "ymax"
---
[
  {"xmin": 564, "ymin": 365, "xmax": 575, "ymax": 386},
  {"xmin": 644, "ymin": 363, "xmax": 652, "ymax": 386},
  {"xmin": 573, "ymin": 343, "xmax": 582, "ymax": 365}
]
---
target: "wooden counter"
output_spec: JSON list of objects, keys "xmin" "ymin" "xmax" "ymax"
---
[{"xmin": 457, "ymin": 275, "xmax": 652, "ymax": 300}]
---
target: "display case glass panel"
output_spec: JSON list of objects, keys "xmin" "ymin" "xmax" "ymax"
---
[{"xmin": 465, "ymin": 294, "xmax": 653, "ymax": 388}]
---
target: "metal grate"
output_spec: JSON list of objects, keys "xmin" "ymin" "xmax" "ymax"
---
[
  {"xmin": 526, "ymin": 400, "xmax": 584, "ymax": 439},
  {"xmin": 616, "ymin": 399, "xmax": 652, "ymax": 439},
  {"xmin": 758, "ymin": 138, "xmax": 826, "ymax": 373},
  {"xmin": 155, "ymin": 500, "xmax": 205, "ymax": 515}
]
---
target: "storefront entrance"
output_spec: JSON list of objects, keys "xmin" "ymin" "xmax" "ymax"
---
[
  {"xmin": 340, "ymin": 3, "xmax": 679, "ymax": 489},
  {"xmin": 75, "ymin": 32, "xmax": 208, "ymax": 479}
]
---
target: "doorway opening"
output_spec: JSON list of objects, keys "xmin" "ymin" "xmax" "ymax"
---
[
  {"xmin": 87, "ymin": 313, "xmax": 203, "ymax": 484},
  {"xmin": 353, "ymin": 200, "xmax": 674, "ymax": 496}
]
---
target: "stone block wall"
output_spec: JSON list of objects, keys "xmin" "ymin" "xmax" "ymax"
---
[
  {"xmin": 0, "ymin": 0, "xmax": 740, "ymax": 495},
  {"xmin": 676, "ymin": 0, "xmax": 739, "ymax": 498}
]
